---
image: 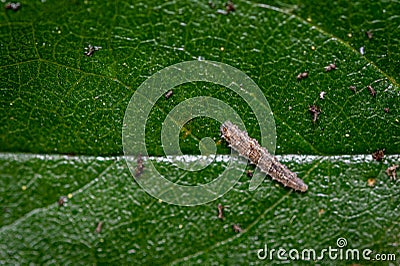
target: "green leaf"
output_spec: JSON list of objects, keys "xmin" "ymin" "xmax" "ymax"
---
[
  {"xmin": 1, "ymin": 0, "xmax": 399, "ymax": 264},
  {"xmin": 1, "ymin": 154, "xmax": 399, "ymax": 264}
]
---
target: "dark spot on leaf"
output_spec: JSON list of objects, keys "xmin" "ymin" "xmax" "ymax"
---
[
  {"xmin": 216, "ymin": 1, "xmax": 235, "ymax": 15},
  {"xmin": 58, "ymin": 196, "xmax": 67, "ymax": 207},
  {"xmin": 372, "ymin": 149, "xmax": 384, "ymax": 161},
  {"xmin": 246, "ymin": 169, "xmax": 253, "ymax": 177},
  {"xmin": 226, "ymin": 1, "xmax": 235, "ymax": 13}
]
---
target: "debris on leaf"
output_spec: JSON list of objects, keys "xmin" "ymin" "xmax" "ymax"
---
[
  {"xmin": 95, "ymin": 222, "xmax": 103, "ymax": 234},
  {"xmin": 386, "ymin": 165, "xmax": 398, "ymax": 181},
  {"xmin": 367, "ymin": 85, "xmax": 376, "ymax": 97},
  {"xmin": 246, "ymin": 169, "xmax": 253, "ymax": 177},
  {"xmin": 319, "ymin": 91, "xmax": 326, "ymax": 99},
  {"xmin": 5, "ymin": 2, "xmax": 20, "ymax": 11},
  {"xmin": 84, "ymin": 45, "xmax": 102, "ymax": 56},
  {"xmin": 216, "ymin": 1, "xmax": 235, "ymax": 15},
  {"xmin": 232, "ymin": 224, "xmax": 243, "ymax": 233},
  {"xmin": 226, "ymin": 1, "xmax": 235, "ymax": 13},
  {"xmin": 384, "ymin": 107, "xmax": 389, "ymax": 113},
  {"xmin": 58, "ymin": 196, "xmax": 67, "ymax": 207},
  {"xmin": 360, "ymin": 46, "xmax": 365, "ymax": 55},
  {"xmin": 135, "ymin": 154, "xmax": 145, "ymax": 177},
  {"xmin": 309, "ymin": 105, "xmax": 321, "ymax": 123},
  {"xmin": 365, "ymin": 31, "xmax": 373, "ymax": 39},
  {"xmin": 217, "ymin": 204, "xmax": 224, "ymax": 220},
  {"xmin": 216, "ymin": 9, "xmax": 227, "ymax": 15},
  {"xmin": 165, "ymin": 90, "xmax": 173, "ymax": 99},
  {"xmin": 372, "ymin": 149, "xmax": 385, "ymax": 161},
  {"xmin": 349, "ymin": 86, "xmax": 356, "ymax": 93},
  {"xmin": 324, "ymin": 62, "xmax": 336, "ymax": 72},
  {"xmin": 367, "ymin": 178, "xmax": 376, "ymax": 187},
  {"xmin": 296, "ymin": 72, "xmax": 308, "ymax": 80}
]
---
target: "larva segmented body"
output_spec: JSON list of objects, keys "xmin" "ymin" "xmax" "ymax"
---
[{"xmin": 220, "ymin": 121, "xmax": 308, "ymax": 192}]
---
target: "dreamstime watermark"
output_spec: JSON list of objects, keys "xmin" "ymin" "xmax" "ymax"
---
[
  {"xmin": 257, "ymin": 237, "xmax": 397, "ymax": 262},
  {"xmin": 122, "ymin": 60, "xmax": 276, "ymax": 206}
]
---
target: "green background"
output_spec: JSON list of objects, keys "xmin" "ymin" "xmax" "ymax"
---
[{"xmin": 1, "ymin": 0, "xmax": 399, "ymax": 264}]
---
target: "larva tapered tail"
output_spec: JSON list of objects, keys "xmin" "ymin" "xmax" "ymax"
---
[{"xmin": 220, "ymin": 121, "xmax": 308, "ymax": 192}]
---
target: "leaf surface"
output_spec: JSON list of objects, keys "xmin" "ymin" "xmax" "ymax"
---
[{"xmin": 0, "ymin": 0, "xmax": 399, "ymax": 264}]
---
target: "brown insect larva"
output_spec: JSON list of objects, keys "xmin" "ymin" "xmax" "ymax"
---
[{"xmin": 220, "ymin": 121, "xmax": 308, "ymax": 192}]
